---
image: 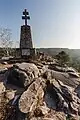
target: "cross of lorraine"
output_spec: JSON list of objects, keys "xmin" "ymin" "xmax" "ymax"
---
[{"xmin": 22, "ymin": 9, "xmax": 30, "ymax": 26}]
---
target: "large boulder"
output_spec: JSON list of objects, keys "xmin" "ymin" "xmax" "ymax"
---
[
  {"xmin": 6, "ymin": 67, "xmax": 30, "ymax": 88},
  {"xmin": 6, "ymin": 63, "xmax": 39, "ymax": 88},
  {"xmin": 14, "ymin": 62, "xmax": 39, "ymax": 78},
  {"xmin": 46, "ymin": 80, "xmax": 68, "ymax": 112},
  {"xmin": 19, "ymin": 78, "xmax": 44, "ymax": 113}
]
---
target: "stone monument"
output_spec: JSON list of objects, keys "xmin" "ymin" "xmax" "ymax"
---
[{"xmin": 20, "ymin": 9, "xmax": 35, "ymax": 58}]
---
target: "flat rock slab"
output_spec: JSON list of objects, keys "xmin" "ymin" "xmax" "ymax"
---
[
  {"xmin": 19, "ymin": 78, "xmax": 44, "ymax": 113},
  {"xmin": 44, "ymin": 69, "xmax": 80, "ymax": 88},
  {"xmin": 68, "ymin": 72, "xmax": 80, "ymax": 78}
]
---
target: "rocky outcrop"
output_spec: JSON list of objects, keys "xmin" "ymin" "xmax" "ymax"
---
[
  {"xmin": 45, "ymin": 79, "xmax": 80, "ymax": 115},
  {"xmin": 0, "ymin": 62, "xmax": 80, "ymax": 119}
]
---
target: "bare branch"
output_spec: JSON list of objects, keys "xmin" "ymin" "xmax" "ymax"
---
[{"xmin": 0, "ymin": 27, "xmax": 13, "ymax": 56}]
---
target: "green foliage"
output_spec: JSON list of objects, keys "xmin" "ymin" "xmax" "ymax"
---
[
  {"xmin": 70, "ymin": 57, "xmax": 80, "ymax": 72},
  {"xmin": 55, "ymin": 51, "xmax": 70, "ymax": 66}
]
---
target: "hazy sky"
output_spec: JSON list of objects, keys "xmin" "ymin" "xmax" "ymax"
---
[{"xmin": 0, "ymin": 0, "xmax": 80, "ymax": 48}]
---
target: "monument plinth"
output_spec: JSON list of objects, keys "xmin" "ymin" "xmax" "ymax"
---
[{"xmin": 20, "ymin": 9, "xmax": 35, "ymax": 58}]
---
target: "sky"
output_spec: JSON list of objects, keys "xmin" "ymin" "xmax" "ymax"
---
[{"xmin": 0, "ymin": 0, "xmax": 80, "ymax": 48}]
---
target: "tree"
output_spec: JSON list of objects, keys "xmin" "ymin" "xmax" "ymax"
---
[
  {"xmin": 55, "ymin": 51, "xmax": 70, "ymax": 66},
  {"xmin": 70, "ymin": 57, "xmax": 80, "ymax": 72},
  {"xmin": 0, "ymin": 27, "xmax": 13, "ymax": 56}
]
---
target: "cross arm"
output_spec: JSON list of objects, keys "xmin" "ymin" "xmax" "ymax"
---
[
  {"xmin": 22, "ymin": 16, "xmax": 30, "ymax": 20},
  {"xmin": 23, "ymin": 11, "xmax": 29, "ymax": 15}
]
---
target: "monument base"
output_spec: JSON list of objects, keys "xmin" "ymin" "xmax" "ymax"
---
[{"xmin": 21, "ymin": 48, "xmax": 36, "ymax": 59}]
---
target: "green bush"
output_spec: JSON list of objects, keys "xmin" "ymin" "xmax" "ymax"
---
[{"xmin": 55, "ymin": 51, "xmax": 70, "ymax": 66}]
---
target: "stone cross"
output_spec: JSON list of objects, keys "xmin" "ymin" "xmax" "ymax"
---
[{"xmin": 22, "ymin": 9, "xmax": 30, "ymax": 26}]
